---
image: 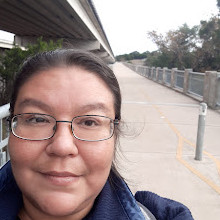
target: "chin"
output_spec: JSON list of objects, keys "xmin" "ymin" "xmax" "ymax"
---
[
  {"xmin": 32, "ymin": 193, "xmax": 92, "ymax": 218},
  {"xmin": 38, "ymin": 199, "xmax": 79, "ymax": 217},
  {"xmin": 44, "ymin": 207, "xmax": 77, "ymax": 217}
]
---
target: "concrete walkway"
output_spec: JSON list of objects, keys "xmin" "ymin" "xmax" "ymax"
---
[{"xmin": 113, "ymin": 62, "xmax": 220, "ymax": 220}]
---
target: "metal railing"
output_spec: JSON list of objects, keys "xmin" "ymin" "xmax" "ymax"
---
[
  {"xmin": 164, "ymin": 69, "xmax": 172, "ymax": 86},
  {"xmin": 188, "ymin": 71, "xmax": 204, "ymax": 97},
  {"xmin": 174, "ymin": 70, "xmax": 184, "ymax": 91},
  {"xmin": 0, "ymin": 103, "xmax": 10, "ymax": 167},
  {"xmin": 158, "ymin": 68, "xmax": 163, "ymax": 83},
  {"xmin": 123, "ymin": 62, "xmax": 220, "ymax": 109}
]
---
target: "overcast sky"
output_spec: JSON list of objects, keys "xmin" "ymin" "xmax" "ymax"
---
[
  {"xmin": 93, "ymin": 0, "xmax": 219, "ymax": 55},
  {"xmin": 0, "ymin": 0, "xmax": 218, "ymax": 56}
]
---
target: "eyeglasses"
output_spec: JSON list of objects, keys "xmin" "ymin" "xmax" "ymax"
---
[{"xmin": 9, "ymin": 113, "xmax": 119, "ymax": 142}]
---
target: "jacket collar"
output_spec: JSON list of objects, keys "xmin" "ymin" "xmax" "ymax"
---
[
  {"xmin": 84, "ymin": 171, "xmax": 145, "ymax": 219},
  {"xmin": 0, "ymin": 161, "xmax": 23, "ymax": 220}
]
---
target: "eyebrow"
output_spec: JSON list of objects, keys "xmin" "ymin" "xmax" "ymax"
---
[
  {"xmin": 17, "ymin": 98, "xmax": 52, "ymax": 112},
  {"xmin": 78, "ymin": 103, "xmax": 112, "ymax": 115},
  {"xmin": 17, "ymin": 99, "xmax": 113, "ymax": 115}
]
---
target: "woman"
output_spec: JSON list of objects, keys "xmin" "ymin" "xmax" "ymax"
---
[{"xmin": 0, "ymin": 49, "xmax": 193, "ymax": 220}]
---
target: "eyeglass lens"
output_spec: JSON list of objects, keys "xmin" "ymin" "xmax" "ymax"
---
[{"xmin": 11, "ymin": 113, "xmax": 115, "ymax": 141}]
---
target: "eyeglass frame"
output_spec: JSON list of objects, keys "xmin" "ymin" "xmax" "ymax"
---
[{"xmin": 8, "ymin": 113, "xmax": 120, "ymax": 142}]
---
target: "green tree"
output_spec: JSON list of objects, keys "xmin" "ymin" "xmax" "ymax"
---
[
  {"xmin": 193, "ymin": 16, "xmax": 220, "ymax": 71},
  {"xmin": 147, "ymin": 24, "xmax": 198, "ymax": 69},
  {"xmin": 0, "ymin": 37, "xmax": 62, "ymax": 105}
]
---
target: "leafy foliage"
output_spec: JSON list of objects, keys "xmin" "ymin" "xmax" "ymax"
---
[
  {"xmin": 194, "ymin": 16, "xmax": 220, "ymax": 71},
  {"xmin": 146, "ymin": 24, "xmax": 198, "ymax": 69},
  {"xmin": 0, "ymin": 37, "xmax": 62, "ymax": 105}
]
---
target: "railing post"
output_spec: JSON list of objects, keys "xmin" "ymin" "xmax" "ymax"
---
[
  {"xmin": 162, "ymin": 67, "xmax": 167, "ymax": 85},
  {"xmin": 171, "ymin": 68, "xmax": 177, "ymax": 88},
  {"xmin": 146, "ymin": 67, "xmax": 150, "ymax": 78},
  {"xmin": 156, "ymin": 67, "xmax": 160, "ymax": 82},
  {"xmin": 150, "ymin": 67, "xmax": 154, "ymax": 80},
  {"xmin": 0, "ymin": 103, "xmax": 10, "ymax": 167},
  {"xmin": 195, "ymin": 102, "xmax": 207, "ymax": 161},
  {"xmin": 203, "ymin": 71, "xmax": 219, "ymax": 109},
  {"xmin": 183, "ymin": 69, "xmax": 192, "ymax": 94}
]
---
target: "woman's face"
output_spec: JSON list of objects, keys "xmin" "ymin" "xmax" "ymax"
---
[{"xmin": 9, "ymin": 66, "xmax": 116, "ymax": 219}]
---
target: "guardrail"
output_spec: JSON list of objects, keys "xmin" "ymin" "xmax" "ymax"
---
[
  {"xmin": 0, "ymin": 103, "xmax": 10, "ymax": 167},
  {"xmin": 123, "ymin": 63, "xmax": 220, "ymax": 110},
  {"xmin": 188, "ymin": 71, "xmax": 204, "ymax": 97}
]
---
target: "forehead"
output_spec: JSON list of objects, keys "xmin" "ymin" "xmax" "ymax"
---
[
  {"xmin": 21, "ymin": 66, "xmax": 109, "ymax": 90},
  {"xmin": 15, "ymin": 66, "xmax": 115, "ymax": 116}
]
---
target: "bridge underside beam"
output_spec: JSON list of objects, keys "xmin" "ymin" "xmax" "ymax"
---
[
  {"xmin": 0, "ymin": 0, "xmax": 115, "ymax": 63},
  {"xmin": 15, "ymin": 35, "xmax": 101, "ymax": 51}
]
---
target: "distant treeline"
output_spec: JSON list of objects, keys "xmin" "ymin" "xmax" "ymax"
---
[{"xmin": 116, "ymin": 51, "xmax": 148, "ymax": 61}]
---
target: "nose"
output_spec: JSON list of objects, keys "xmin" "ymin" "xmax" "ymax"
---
[{"xmin": 45, "ymin": 121, "xmax": 79, "ymax": 157}]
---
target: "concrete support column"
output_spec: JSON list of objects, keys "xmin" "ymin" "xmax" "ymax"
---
[
  {"xmin": 183, "ymin": 69, "xmax": 192, "ymax": 94},
  {"xmin": 171, "ymin": 68, "xmax": 177, "ymax": 88},
  {"xmin": 203, "ymin": 71, "xmax": 220, "ymax": 109}
]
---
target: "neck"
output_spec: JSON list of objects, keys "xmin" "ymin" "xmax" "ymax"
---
[{"xmin": 18, "ymin": 197, "xmax": 94, "ymax": 220}]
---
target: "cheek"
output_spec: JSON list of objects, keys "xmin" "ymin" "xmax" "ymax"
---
[
  {"xmin": 8, "ymin": 135, "xmax": 34, "ymax": 189},
  {"xmin": 8, "ymin": 135, "xmax": 43, "ymax": 165},
  {"xmin": 81, "ymin": 139, "xmax": 115, "ymax": 171}
]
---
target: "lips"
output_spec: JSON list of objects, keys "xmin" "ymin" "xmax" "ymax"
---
[
  {"xmin": 44, "ymin": 171, "xmax": 78, "ymax": 177},
  {"xmin": 41, "ymin": 171, "xmax": 80, "ymax": 186}
]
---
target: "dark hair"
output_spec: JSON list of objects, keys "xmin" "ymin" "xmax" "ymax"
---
[
  {"xmin": 10, "ymin": 49, "xmax": 121, "ymax": 119},
  {"xmin": 10, "ymin": 49, "xmax": 122, "ymax": 178}
]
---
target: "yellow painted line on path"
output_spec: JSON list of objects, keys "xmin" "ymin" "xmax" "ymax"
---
[
  {"xmin": 177, "ymin": 156, "xmax": 220, "ymax": 194},
  {"xmin": 183, "ymin": 138, "xmax": 220, "ymax": 177},
  {"xmin": 136, "ymin": 91, "xmax": 220, "ymax": 193},
  {"xmin": 143, "ymin": 96, "xmax": 220, "ymax": 195},
  {"xmin": 176, "ymin": 136, "xmax": 183, "ymax": 160},
  {"xmin": 204, "ymin": 151, "xmax": 220, "ymax": 177}
]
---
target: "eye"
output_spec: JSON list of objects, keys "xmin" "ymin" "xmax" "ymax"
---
[
  {"xmin": 24, "ymin": 114, "xmax": 50, "ymax": 125},
  {"xmin": 83, "ymin": 119, "xmax": 98, "ymax": 127},
  {"xmin": 75, "ymin": 116, "xmax": 101, "ymax": 128},
  {"xmin": 80, "ymin": 118, "xmax": 99, "ymax": 127}
]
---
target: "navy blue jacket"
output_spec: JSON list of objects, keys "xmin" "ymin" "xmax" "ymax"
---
[{"xmin": 0, "ymin": 162, "xmax": 193, "ymax": 220}]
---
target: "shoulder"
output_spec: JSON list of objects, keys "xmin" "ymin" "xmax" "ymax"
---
[
  {"xmin": 0, "ymin": 161, "xmax": 13, "ymax": 191},
  {"xmin": 0, "ymin": 161, "xmax": 23, "ymax": 219},
  {"xmin": 135, "ymin": 191, "xmax": 194, "ymax": 220}
]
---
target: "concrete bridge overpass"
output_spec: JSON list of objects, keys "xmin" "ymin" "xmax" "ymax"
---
[{"xmin": 0, "ymin": 0, "xmax": 114, "ymax": 63}]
